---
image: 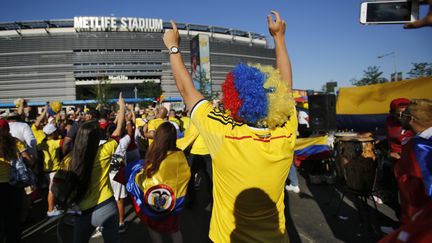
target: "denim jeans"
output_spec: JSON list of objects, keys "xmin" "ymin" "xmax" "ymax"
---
[
  {"xmin": 73, "ymin": 197, "xmax": 119, "ymax": 243},
  {"xmin": 288, "ymin": 164, "xmax": 299, "ymax": 187}
]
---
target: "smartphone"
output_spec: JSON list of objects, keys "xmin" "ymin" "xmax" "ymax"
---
[{"xmin": 360, "ymin": 0, "xmax": 419, "ymax": 24}]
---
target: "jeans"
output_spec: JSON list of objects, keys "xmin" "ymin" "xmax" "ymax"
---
[
  {"xmin": 73, "ymin": 197, "xmax": 119, "ymax": 243},
  {"xmin": 288, "ymin": 164, "xmax": 299, "ymax": 187}
]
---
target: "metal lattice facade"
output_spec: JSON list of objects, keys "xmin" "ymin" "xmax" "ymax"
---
[{"xmin": 0, "ymin": 19, "xmax": 276, "ymax": 103}]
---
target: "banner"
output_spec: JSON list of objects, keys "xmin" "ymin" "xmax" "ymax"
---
[
  {"xmin": 336, "ymin": 77, "xmax": 432, "ymax": 131},
  {"xmin": 190, "ymin": 35, "xmax": 212, "ymax": 98}
]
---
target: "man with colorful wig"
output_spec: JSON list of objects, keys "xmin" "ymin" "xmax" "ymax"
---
[{"xmin": 163, "ymin": 11, "xmax": 296, "ymax": 242}]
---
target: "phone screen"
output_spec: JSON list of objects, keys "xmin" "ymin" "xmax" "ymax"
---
[{"xmin": 367, "ymin": 2, "xmax": 411, "ymax": 22}]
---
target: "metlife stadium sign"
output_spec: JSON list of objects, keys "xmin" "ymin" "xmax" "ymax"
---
[{"xmin": 74, "ymin": 16, "xmax": 163, "ymax": 32}]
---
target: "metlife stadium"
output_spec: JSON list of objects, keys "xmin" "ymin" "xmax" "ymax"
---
[{"xmin": 0, "ymin": 16, "xmax": 276, "ymax": 104}]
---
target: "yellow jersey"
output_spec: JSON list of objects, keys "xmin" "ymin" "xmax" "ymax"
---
[
  {"xmin": 147, "ymin": 118, "xmax": 166, "ymax": 146},
  {"xmin": 0, "ymin": 139, "xmax": 27, "ymax": 183},
  {"xmin": 190, "ymin": 100, "xmax": 297, "ymax": 243},
  {"xmin": 37, "ymin": 139, "xmax": 62, "ymax": 172},
  {"xmin": 177, "ymin": 122, "xmax": 209, "ymax": 155},
  {"xmin": 180, "ymin": 116, "xmax": 191, "ymax": 131},
  {"xmin": 63, "ymin": 138, "xmax": 118, "ymax": 211},
  {"xmin": 31, "ymin": 124, "xmax": 46, "ymax": 145}
]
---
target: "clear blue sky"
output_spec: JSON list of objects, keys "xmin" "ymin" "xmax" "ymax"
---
[{"xmin": 1, "ymin": 0, "xmax": 431, "ymax": 90}]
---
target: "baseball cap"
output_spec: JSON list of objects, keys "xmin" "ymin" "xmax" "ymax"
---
[
  {"xmin": 43, "ymin": 123, "xmax": 57, "ymax": 135},
  {"xmin": 390, "ymin": 98, "xmax": 410, "ymax": 111},
  {"xmin": 0, "ymin": 119, "xmax": 9, "ymax": 131}
]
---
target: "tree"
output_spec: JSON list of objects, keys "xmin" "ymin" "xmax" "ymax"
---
[
  {"xmin": 407, "ymin": 62, "xmax": 432, "ymax": 79},
  {"xmin": 351, "ymin": 66, "xmax": 388, "ymax": 86},
  {"xmin": 138, "ymin": 81, "xmax": 163, "ymax": 99},
  {"xmin": 94, "ymin": 78, "xmax": 112, "ymax": 106}
]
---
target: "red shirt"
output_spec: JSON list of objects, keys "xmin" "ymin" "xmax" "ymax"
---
[{"xmin": 386, "ymin": 115, "xmax": 414, "ymax": 154}]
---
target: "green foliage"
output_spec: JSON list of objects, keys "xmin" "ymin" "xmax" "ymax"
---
[
  {"xmin": 138, "ymin": 81, "xmax": 162, "ymax": 99},
  {"xmin": 407, "ymin": 62, "xmax": 432, "ymax": 79},
  {"xmin": 95, "ymin": 78, "xmax": 112, "ymax": 105},
  {"xmin": 351, "ymin": 66, "xmax": 388, "ymax": 86}
]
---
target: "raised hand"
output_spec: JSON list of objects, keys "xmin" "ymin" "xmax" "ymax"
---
[
  {"xmin": 117, "ymin": 92, "xmax": 125, "ymax": 108},
  {"xmin": 267, "ymin": 11, "xmax": 286, "ymax": 38},
  {"xmin": 163, "ymin": 20, "xmax": 180, "ymax": 49}
]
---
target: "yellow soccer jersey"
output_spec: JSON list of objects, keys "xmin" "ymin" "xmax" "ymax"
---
[
  {"xmin": 191, "ymin": 100, "xmax": 297, "ymax": 243},
  {"xmin": 32, "ymin": 124, "xmax": 46, "ymax": 145},
  {"xmin": 180, "ymin": 116, "xmax": 191, "ymax": 131},
  {"xmin": 0, "ymin": 139, "xmax": 27, "ymax": 183},
  {"xmin": 147, "ymin": 118, "xmax": 166, "ymax": 146},
  {"xmin": 135, "ymin": 150, "xmax": 191, "ymax": 202},
  {"xmin": 38, "ymin": 139, "xmax": 62, "ymax": 172},
  {"xmin": 63, "ymin": 138, "xmax": 118, "ymax": 211},
  {"xmin": 177, "ymin": 122, "xmax": 209, "ymax": 155}
]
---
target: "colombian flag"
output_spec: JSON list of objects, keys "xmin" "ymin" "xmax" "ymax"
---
[
  {"xmin": 294, "ymin": 136, "xmax": 331, "ymax": 166},
  {"xmin": 125, "ymin": 155, "xmax": 190, "ymax": 220},
  {"xmin": 337, "ymin": 77, "xmax": 432, "ymax": 132}
]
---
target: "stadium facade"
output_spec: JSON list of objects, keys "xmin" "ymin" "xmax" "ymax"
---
[{"xmin": 0, "ymin": 16, "xmax": 276, "ymax": 104}]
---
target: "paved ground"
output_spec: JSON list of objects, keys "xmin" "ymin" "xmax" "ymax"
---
[{"xmin": 20, "ymin": 169, "xmax": 399, "ymax": 243}]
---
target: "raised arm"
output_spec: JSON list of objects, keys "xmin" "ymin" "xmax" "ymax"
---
[
  {"xmin": 267, "ymin": 11, "xmax": 293, "ymax": 92},
  {"xmin": 112, "ymin": 93, "xmax": 126, "ymax": 138},
  {"xmin": 34, "ymin": 104, "xmax": 48, "ymax": 128},
  {"xmin": 163, "ymin": 21, "xmax": 204, "ymax": 112}
]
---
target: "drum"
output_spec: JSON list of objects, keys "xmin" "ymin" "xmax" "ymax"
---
[{"xmin": 334, "ymin": 135, "xmax": 378, "ymax": 193}]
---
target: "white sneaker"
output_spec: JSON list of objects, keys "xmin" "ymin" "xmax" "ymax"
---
[
  {"xmin": 285, "ymin": 184, "xmax": 300, "ymax": 193},
  {"xmin": 372, "ymin": 195, "xmax": 383, "ymax": 204},
  {"xmin": 91, "ymin": 227, "xmax": 103, "ymax": 238},
  {"xmin": 47, "ymin": 208, "xmax": 63, "ymax": 217}
]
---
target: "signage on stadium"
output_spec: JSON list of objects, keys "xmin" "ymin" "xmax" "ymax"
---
[
  {"xmin": 108, "ymin": 75, "xmax": 128, "ymax": 80},
  {"xmin": 74, "ymin": 16, "xmax": 163, "ymax": 32}
]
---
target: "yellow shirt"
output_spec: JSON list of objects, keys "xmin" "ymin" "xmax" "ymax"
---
[
  {"xmin": 135, "ymin": 150, "xmax": 191, "ymax": 201},
  {"xmin": 180, "ymin": 116, "xmax": 191, "ymax": 131},
  {"xmin": 177, "ymin": 122, "xmax": 209, "ymax": 155},
  {"xmin": 32, "ymin": 124, "xmax": 46, "ymax": 145},
  {"xmin": 38, "ymin": 139, "xmax": 62, "ymax": 172},
  {"xmin": 63, "ymin": 139, "xmax": 118, "ymax": 211},
  {"xmin": 169, "ymin": 117, "xmax": 180, "ymax": 126},
  {"xmin": 147, "ymin": 118, "xmax": 166, "ymax": 146},
  {"xmin": 191, "ymin": 100, "xmax": 297, "ymax": 243},
  {"xmin": 135, "ymin": 118, "xmax": 146, "ymax": 128},
  {"xmin": 0, "ymin": 139, "xmax": 27, "ymax": 183}
]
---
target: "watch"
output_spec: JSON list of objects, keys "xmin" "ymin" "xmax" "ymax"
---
[{"xmin": 169, "ymin": 46, "xmax": 179, "ymax": 54}]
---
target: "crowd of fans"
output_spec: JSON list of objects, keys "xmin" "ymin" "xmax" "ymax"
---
[{"xmin": 1, "ymin": 8, "xmax": 432, "ymax": 243}]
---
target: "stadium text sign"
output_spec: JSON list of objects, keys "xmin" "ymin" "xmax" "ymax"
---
[{"xmin": 74, "ymin": 16, "xmax": 163, "ymax": 32}]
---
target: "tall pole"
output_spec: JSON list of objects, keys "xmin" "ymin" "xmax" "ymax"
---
[{"xmin": 377, "ymin": 51, "xmax": 397, "ymax": 81}]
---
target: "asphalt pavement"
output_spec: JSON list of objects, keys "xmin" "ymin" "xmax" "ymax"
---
[{"xmin": 20, "ymin": 168, "xmax": 399, "ymax": 243}]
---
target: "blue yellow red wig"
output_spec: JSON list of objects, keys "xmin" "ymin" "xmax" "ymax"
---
[{"xmin": 221, "ymin": 63, "xmax": 294, "ymax": 129}]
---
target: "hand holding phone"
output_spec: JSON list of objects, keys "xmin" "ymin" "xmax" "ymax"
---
[
  {"xmin": 404, "ymin": 0, "xmax": 432, "ymax": 28},
  {"xmin": 360, "ymin": 0, "xmax": 419, "ymax": 24}
]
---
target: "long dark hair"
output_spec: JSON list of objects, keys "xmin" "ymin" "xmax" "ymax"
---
[
  {"xmin": 67, "ymin": 121, "xmax": 100, "ymax": 203},
  {"xmin": 0, "ymin": 126, "xmax": 17, "ymax": 161},
  {"xmin": 145, "ymin": 122, "xmax": 178, "ymax": 177}
]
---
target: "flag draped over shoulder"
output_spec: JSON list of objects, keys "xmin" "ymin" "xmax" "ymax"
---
[{"xmin": 125, "ymin": 156, "xmax": 190, "ymax": 220}]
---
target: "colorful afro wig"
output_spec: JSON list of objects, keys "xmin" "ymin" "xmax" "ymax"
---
[{"xmin": 221, "ymin": 63, "xmax": 294, "ymax": 129}]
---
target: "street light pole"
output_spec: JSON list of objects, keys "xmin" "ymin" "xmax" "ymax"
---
[{"xmin": 377, "ymin": 51, "xmax": 398, "ymax": 81}]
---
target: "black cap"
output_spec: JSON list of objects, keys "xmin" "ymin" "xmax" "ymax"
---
[{"xmin": 86, "ymin": 109, "xmax": 100, "ymax": 120}]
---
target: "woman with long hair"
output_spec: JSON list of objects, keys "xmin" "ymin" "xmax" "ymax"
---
[
  {"xmin": 126, "ymin": 122, "xmax": 190, "ymax": 243},
  {"xmin": 64, "ymin": 93, "xmax": 125, "ymax": 243},
  {"xmin": 0, "ymin": 119, "xmax": 33, "ymax": 243}
]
